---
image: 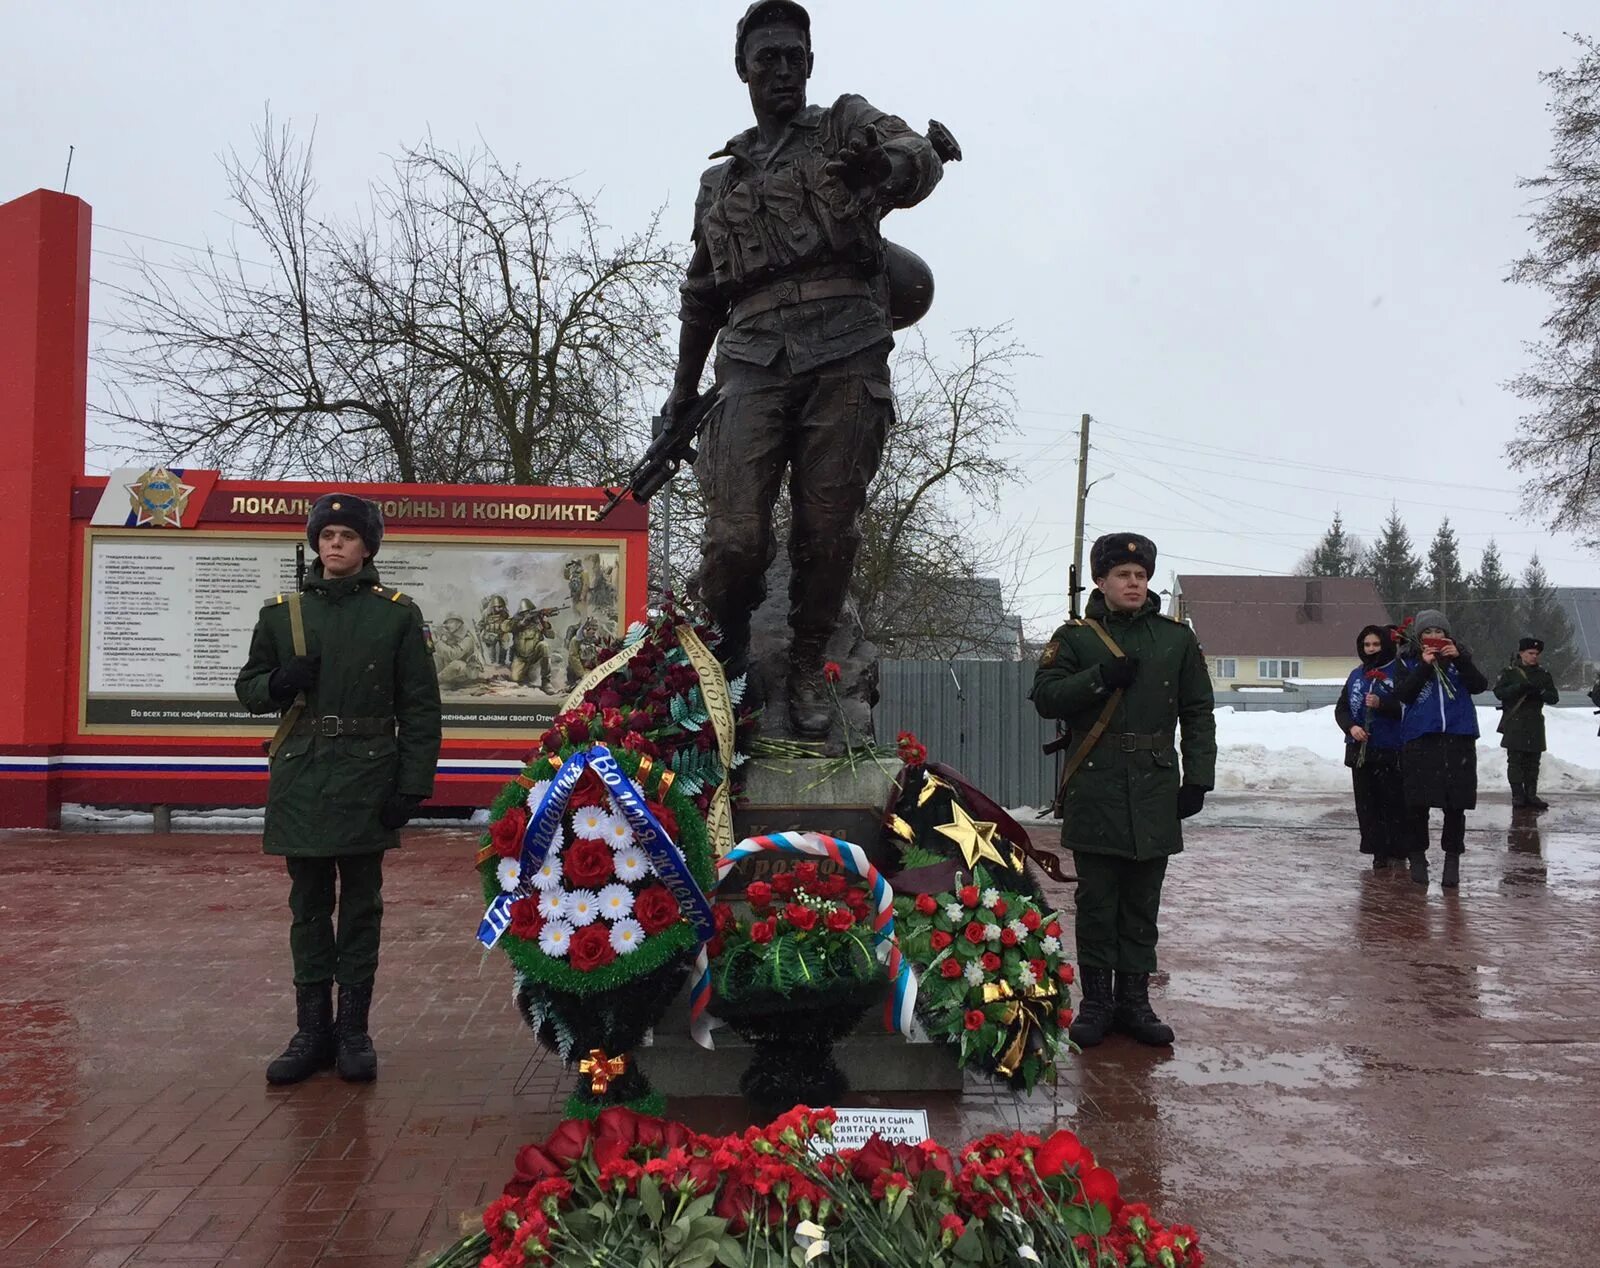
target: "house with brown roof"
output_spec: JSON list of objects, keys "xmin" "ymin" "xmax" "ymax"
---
[{"xmin": 1170, "ymin": 575, "xmax": 1393, "ymax": 687}]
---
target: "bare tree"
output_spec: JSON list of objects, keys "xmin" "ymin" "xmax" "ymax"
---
[
  {"xmin": 97, "ymin": 111, "xmax": 683, "ymax": 484},
  {"xmin": 1507, "ymin": 34, "xmax": 1600, "ymax": 541}
]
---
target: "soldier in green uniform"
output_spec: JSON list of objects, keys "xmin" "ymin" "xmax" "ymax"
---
[
  {"xmin": 237, "ymin": 493, "xmax": 442, "ymax": 1084},
  {"xmin": 1494, "ymin": 637, "xmax": 1559, "ymax": 811},
  {"xmin": 1030, "ymin": 534, "xmax": 1216, "ymax": 1049}
]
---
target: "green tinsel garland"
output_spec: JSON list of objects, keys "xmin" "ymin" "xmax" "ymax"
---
[{"xmin": 477, "ymin": 744, "xmax": 717, "ymax": 996}]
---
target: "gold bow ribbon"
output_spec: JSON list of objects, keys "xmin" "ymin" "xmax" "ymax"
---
[
  {"xmin": 673, "ymin": 624, "xmax": 737, "ymax": 858},
  {"xmin": 579, "ymin": 1048, "xmax": 628, "ymax": 1095},
  {"xmin": 982, "ymin": 979, "xmax": 1059, "ymax": 1079}
]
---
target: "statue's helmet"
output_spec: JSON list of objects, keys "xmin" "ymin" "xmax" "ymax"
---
[
  {"xmin": 735, "ymin": 0, "xmax": 811, "ymax": 76},
  {"xmin": 884, "ymin": 241, "xmax": 935, "ymax": 331}
]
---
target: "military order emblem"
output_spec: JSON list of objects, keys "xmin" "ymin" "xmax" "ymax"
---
[
  {"xmin": 1039, "ymin": 639, "xmax": 1060, "ymax": 668},
  {"xmin": 124, "ymin": 467, "xmax": 195, "ymax": 528}
]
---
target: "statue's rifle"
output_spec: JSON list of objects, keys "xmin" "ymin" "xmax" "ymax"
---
[{"xmin": 596, "ymin": 389, "xmax": 723, "ymax": 524}]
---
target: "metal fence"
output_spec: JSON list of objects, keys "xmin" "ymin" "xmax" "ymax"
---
[{"xmin": 877, "ymin": 659, "xmax": 1600, "ymax": 809}]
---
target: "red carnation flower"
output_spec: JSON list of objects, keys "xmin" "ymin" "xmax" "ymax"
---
[
  {"xmin": 825, "ymin": 907, "xmax": 854, "ymax": 933},
  {"xmin": 562, "ymin": 838, "xmax": 615, "ymax": 889},
  {"xmin": 959, "ymin": 886, "xmax": 980, "ymax": 908},
  {"xmin": 964, "ymin": 1009, "xmax": 986, "ymax": 1031},
  {"xmin": 823, "ymin": 662, "xmax": 842, "ymax": 684},
  {"xmin": 964, "ymin": 922, "xmax": 986, "ymax": 945},
  {"xmin": 568, "ymin": 923, "xmax": 616, "ymax": 972},
  {"xmin": 940, "ymin": 958, "xmax": 963, "ymax": 979},
  {"xmin": 634, "ymin": 885, "xmax": 681, "ymax": 935},
  {"xmin": 929, "ymin": 930, "xmax": 953, "ymax": 952},
  {"xmin": 490, "ymin": 805, "xmax": 528, "ymax": 859},
  {"xmin": 750, "ymin": 920, "xmax": 776, "ymax": 945},
  {"xmin": 980, "ymin": 951, "xmax": 1001, "ymax": 972},
  {"xmin": 914, "ymin": 893, "xmax": 938, "ymax": 916}
]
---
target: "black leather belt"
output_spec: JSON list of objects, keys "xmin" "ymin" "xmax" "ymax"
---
[
  {"xmin": 727, "ymin": 277, "xmax": 876, "ymax": 325},
  {"xmin": 290, "ymin": 715, "xmax": 396, "ymax": 738},
  {"xmin": 1103, "ymin": 731, "xmax": 1174, "ymax": 752}
]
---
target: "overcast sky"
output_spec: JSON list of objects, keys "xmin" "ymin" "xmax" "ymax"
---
[{"xmin": 8, "ymin": 1, "xmax": 1594, "ymax": 635}]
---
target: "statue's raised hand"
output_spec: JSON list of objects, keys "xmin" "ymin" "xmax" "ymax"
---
[{"xmin": 825, "ymin": 124, "xmax": 893, "ymax": 192}]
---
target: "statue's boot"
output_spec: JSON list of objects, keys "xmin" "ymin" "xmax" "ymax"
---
[{"xmin": 786, "ymin": 636, "xmax": 833, "ymax": 740}]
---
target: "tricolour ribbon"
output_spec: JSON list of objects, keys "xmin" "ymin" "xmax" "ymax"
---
[
  {"xmin": 688, "ymin": 831, "xmax": 919, "ymax": 1050},
  {"xmin": 475, "ymin": 743, "xmax": 714, "ymax": 951}
]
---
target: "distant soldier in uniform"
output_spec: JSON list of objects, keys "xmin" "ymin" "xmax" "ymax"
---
[
  {"xmin": 509, "ymin": 599, "xmax": 557, "ymax": 691},
  {"xmin": 1030, "ymin": 534, "xmax": 1216, "ymax": 1049},
  {"xmin": 237, "ymin": 493, "xmax": 442, "ymax": 1084},
  {"xmin": 1495, "ymin": 636, "xmax": 1559, "ymax": 811},
  {"xmin": 563, "ymin": 558, "xmax": 586, "ymax": 613},
  {"xmin": 565, "ymin": 615, "xmax": 607, "ymax": 690},
  {"xmin": 586, "ymin": 553, "xmax": 617, "ymax": 618},
  {"xmin": 661, "ymin": 0, "xmax": 944, "ymax": 735},
  {"xmin": 432, "ymin": 614, "xmax": 484, "ymax": 690},
  {"xmin": 479, "ymin": 595, "xmax": 512, "ymax": 668}
]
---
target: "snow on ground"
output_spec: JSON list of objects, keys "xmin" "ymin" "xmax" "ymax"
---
[{"xmin": 1215, "ymin": 705, "xmax": 1600, "ymax": 793}]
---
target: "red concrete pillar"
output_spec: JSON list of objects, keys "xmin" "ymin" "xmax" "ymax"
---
[{"xmin": 0, "ymin": 190, "xmax": 91, "ymax": 827}]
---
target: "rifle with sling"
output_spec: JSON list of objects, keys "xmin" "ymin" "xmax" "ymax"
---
[
  {"xmin": 1047, "ymin": 617, "xmax": 1129, "ymax": 819},
  {"xmin": 266, "ymin": 548, "xmax": 310, "ymax": 760}
]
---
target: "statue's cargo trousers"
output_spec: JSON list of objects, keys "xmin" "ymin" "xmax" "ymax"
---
[
  {"xmin": 1071, "ymin": 852, "xmax": 1169, "ymax": 973},
  {"xmin": 285, "ymin": 853, "xmax": 384, "ymax": 986}
]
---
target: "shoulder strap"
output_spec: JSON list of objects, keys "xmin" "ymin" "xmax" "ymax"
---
[
  {"xmin": 267, "ymin": 593, "xmax": 308, "ymax": 760},
  {"xmin": 1050, "ymin": 618, "xmax": 1128, "ymax": 817}
]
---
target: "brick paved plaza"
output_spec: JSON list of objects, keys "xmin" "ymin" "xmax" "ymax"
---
[{"xmin": 1, "ymin": 794, "xmax": 1596, "ymax": 1266}]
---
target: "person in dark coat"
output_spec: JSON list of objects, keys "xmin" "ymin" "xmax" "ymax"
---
[
  {"xmin": 1030, "ymin": 533, "xmax": 1216, "ymax": 1048},
  {"xmin": 1393, "ymin": 609, "xmax": 1489, "ymax": 889},
  {"xmin": 1334, "ymin": 624, "xmax": 1407, "ymax": 869},
  {"xmin": 1494, "ymin": 637, "xmax": 1559, "ymax": 810},
  {"xmin": 237, "ymin": 493, "xmax": 442, "ymax": 1084}
]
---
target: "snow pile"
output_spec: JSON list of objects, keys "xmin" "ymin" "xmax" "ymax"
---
[{"xmin": 1214, "ymin": 705, "xmax": 1600, "ymax": 793}]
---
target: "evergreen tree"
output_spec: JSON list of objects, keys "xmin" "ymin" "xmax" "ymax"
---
[
  {"xmin": 1420, "ymin": 518, "xmax": 1467, "ymax": 621},
  {"xmin": 1307, "ymin": 511, "xmax": 1363, "ymax": 577},
  {"xmin": 1519, "ymin": 554, "xmax": 1584, "ymax": 686},
  {"xmin": 1460, "ymin": 539, "xmax": 1520, "ymax": 661},
  {"xmin": 1362, "ymin": 506, "xmax": 1423, "ymax": 621}
]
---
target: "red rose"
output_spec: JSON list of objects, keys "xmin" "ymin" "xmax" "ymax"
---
[
  {"xmin": 1000, "ymin": 928, "xmax": 1019, "ymax": 948},
  {"xmin": 1081, "ymin": 1165, "xmax": 1121, "ymax": 1212},
  {"xmin": 818, "ymin": 874, "xmax": 847, "ymax": 899},
  {"xmin": 1059, "ymin": 963, "xmax": 1076, "ymax": 984},
  {"xmin": 959, "ymin": 885, "xmax": 979, "ymax": 908},
  {"xmin": 825, "ymin": 907, "xmax": 854, "ymax": 933},
  {"xmin": 750, "ymin": 920, "xmax": 775, "ymax": 945},
  {"xmin": 509, "ymin": 897, "xmax": 544, "ymax": 941},
  {"xmin": 980, "ymin": 952, "xmax": 1000, "ymax": 972},
  {"xmin": 646, "ymin": 799, "xmax": 678, "ymax": 840},
  {"xmin": 569, "ymin": 923, "xmax": 616, "ymax": 972},
  {"xmin": 745, "ymin": 881, "xmax": 773, "ymax": 910},
  {"xmin": 490, "ymin": 805, "xmax": 528, "ymax": 859},
  {"xmin": 940, "ymin": 958, "xmax": 963, "ymax": 979},
  {"xmin": 847, "ymin": 1134, "xmax": 893, "ymax": 1182},
  {"xmin": 991, "ymin": 898, "xmax": 1008, "ymax": 919},
  {"xmin": 1034, "ymin": 1129, "xmax": 1088, "ymax": 1179},
  {"xmin": 1045, "ymin": 921, "xmax": 1062, "ymax": 938},
  {"xmin": 1030, "ymin": 958, "xmax": 1047, "ymax": 981},
  {"xmin": 713, "ymin": 903, "xmax": 735, "ymax": 933},
  {"xmin": 706, "ymin": 935, "xmax": 725, "ymax": 958},
  {"xmin": 634, "ymin": 885, "xmax": 681, "ymax": 935},
  {"xmin": 794, "ymin": 862, "xmax": 820, "ymax": 888},
  {"xmin": 543, "ymin": 1118, "xmax": 594, "ymax": 1167},
  {"xmin": 770, "ymin": 873, "xmax": 796, "ymax": 897},
  {"xmin": 929, "ymin": 930, "xmax": 953, "ymax": 952},
  {"xmin": 964, "ymin": 922, "xmax": 986, "ymax": 945},
  {"xmin": 568, "ymin": 772, "xmax": 607, "ymax": 810},
  {"xmin": 503, "ymin": 1144, "xmax": 562, "ymax": 1197},
  {"xmin": 823, "ymin": 661, "xmax": 842, "ymax": 683},
  {"xmin": 1022, "ymin": 910, "xmax": 1042, "ymax": 932},
  {"xmin": 784, "ymin": 903, "xmax": 818, "ymax": 932},
  {"xmin": 964, "ymin": 1009, "xmax": 986, "ymax": 1031},
  {"xmin": 563, "ymin": 839, "xmax": 614, "ymax": 889},
  {"xmin": 1057, "ymin": 1008, "xmax": 1074, "ymax": 1028},
  {"xmin": 914, "ymin": 893, "xmax": 938, "ymax": 916}
]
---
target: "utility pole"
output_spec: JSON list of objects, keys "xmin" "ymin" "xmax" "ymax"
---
[{"xmin": 1070, "ymin": 413, "xmax": 1090, "ymax": 615}]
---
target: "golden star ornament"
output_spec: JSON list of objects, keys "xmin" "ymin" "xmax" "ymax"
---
[{"xmin": 932, "ymin": 800, "xmax": 1007, "ymax": 870}]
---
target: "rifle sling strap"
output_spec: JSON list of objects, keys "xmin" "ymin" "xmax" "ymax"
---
[
  {"xmin": 267, "ymin": 593, "xmax": 308, "ymax": 761},
  {"xmin": 1051, "ymin": 618, "xmax": 1128, "ymax": 817}
]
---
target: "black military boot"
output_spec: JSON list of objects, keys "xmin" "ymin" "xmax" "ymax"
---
[
  {"xmin": 1511, "ymin": 783, "xmax": 1529, "ymax": 808},
  {"xmin": 1067, "ymin": 968, "xmax": 1115, "ymax": 1049},
  {"xmin": 1442, "ymin": 853, "xmax": 1460, "ymax": 888},
  {"xmin": 267, "ymin": 983, "xmax": 335, "ymax": 1085},
  {"xmin": 785, "ymin": 637, "xmax": 833, "ymax": 740},
  {"xmin": 1371, "ymin": 854, "xmax": 1390, "ymax": 872},
  {"xmin": 1525, "ymin": 778, "xmax": 1549, "ymax": 812},
  {"xmin": 1407, "ymin": 851, "xmax": 1429, "ymax": 885},
  {"xmin": 335, "ymin": 981, "xmax": 378, "ymax": 1082},
  {"xmin": 1113, "ymin": 972, "xmax": 1175, "ymax": 1047}
]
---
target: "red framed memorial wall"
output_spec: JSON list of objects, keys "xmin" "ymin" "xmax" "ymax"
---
[{"xmin": 0, "ymin": 188, "xmax": 648, "ymax": 827}]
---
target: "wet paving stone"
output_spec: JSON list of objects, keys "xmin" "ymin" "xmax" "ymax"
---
[{"xmin": 1, "ymin": 793, "xmax": 1595, "ymax": 1265}]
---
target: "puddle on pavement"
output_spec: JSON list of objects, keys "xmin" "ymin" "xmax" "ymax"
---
[{"xmin": 1152, "ymin": 1043, "xmax": 1362, "ymax": 1090}]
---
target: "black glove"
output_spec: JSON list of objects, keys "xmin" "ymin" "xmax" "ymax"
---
[
  {"xmin": 1100, "ymin": 657, "xmax": 1140, "ymax": 690},
  {"xmin": 379, "ymin": 794, "xmax": 423, "ymax": 830},
  {"xmin": 268, "ymin": 655, "xmax": 320, "ymax": 703},
  {"xmin": 1177, "ymin": 785, "xmax": 1208, "ymax": 819},
  {"xmin": 1525, "ymin": 684, "xmax": 1545, "ymax": 699}
]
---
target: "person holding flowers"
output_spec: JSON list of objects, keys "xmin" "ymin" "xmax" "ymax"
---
[
  {"xmin": 1334, "ymin": 624, "xmax": 1408, "ymax": 870},
  {"xmin": 1393, "ymin": 608, "xmax": 1489, "ymax": 888}
]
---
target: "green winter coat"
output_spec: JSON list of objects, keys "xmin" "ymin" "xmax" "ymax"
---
[
  {"xmin": 1030, "ymin": 591, "xmax": 1217, "ymax": 860},
  {"xmin": 1493, "ymin": 662, "xmax": 1559, "ymax": 753},
  {"xmin": 236, "ymin": 561, "xmax": 442, "ymax": 857}
]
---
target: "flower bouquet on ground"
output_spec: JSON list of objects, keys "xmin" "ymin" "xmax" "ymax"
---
[
  {"xmin": 477, "ymin": 742, "xmax": 716, "ymax": 1118},
  {"xmin": 705, "ymin": 860, "xmax": 888, "ymax": 1120},
  {"xmin": 893, "ymin": 872, "xmax": 1075, "ymax": 1091},
  {"xmin": 423, "ymin": 1105, "xmax": 1205, "ymax": 1268}
]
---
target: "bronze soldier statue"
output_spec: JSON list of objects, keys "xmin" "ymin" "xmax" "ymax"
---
[{"xmin": 663, "ymin": 0, "xmax": 947, "ymax": 737}]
